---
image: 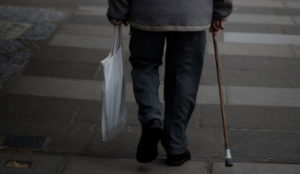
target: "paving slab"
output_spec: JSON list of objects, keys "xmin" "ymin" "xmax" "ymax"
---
[
  {"xmin": 227, "ymin": 69, "xmax": 300, "ymax": 88},
  {"xmin": 282, "ymin": 26, "xmax": 300, "ymax": 35},
  {"xmin": 22, "ymin": 52, "xmax": 300, "ymax": 87},
  {"xmin": 232, "ymin": 6, "xmax": 275, "ymax": 15},
  {"xmin": 8, "ymin": 75, "xmax": 102, "ymax": 101},
  {"xmin": 294, "ymin": 16, "xmax": 300, "ymax": 25},
  {"xmin": 32, "ymin": 46, "xmax": 111, "ymax": 63},
  {"xmin": 0, "ymin": 94, "xmax": 81, "ymax": 121},
  {"xmin": 225, "ymin": 23, "xmax": 282, "ymax": 34},
  {"xmin": 3, "ymin": 0, "xmax": 65, "ymax": 7},
  {"xmin": 286, "ymin": 2, "xmax": 300, "ymax": 9},
  {"xmin": 227, "ymin": 86, "xmax": 300, "ymax": 107},
  {"xmin": 228, "ymin": 14, "xmax": 294, "ymax": 25},
  {"xmin": 212, "ymin": 55, "xmax": 300, "ymax": 70},
  {"xmin": 8, "ymin": 75, "xmax": 300, "ymax": 107},
  {"xmin": 67, "ymin": 15, "xmax": 110, "ymax": 26},
  {"xmin": 186, "ymin": 128, "xmax": 224, "ymax": 159},
  {"xmin": 63, "ymin": 156, "xmax": 208, "ymax": 174},
  {"xmin": 274, "ymin": 8, "xmax": 300, "ymax": 16},
  {"xmin": 74, "ymin": 100, "xmax": 202, "ymax": 128},
  {"xmin": 292, "ymin": 45, "xmax": 300, "ymax": 57},
  {"xmin": 59, "ymin": 24, "xmax": 130, "ymax": 38},
  {"xmin": 75, "ymin": 6, "xmax": 106, "ymax": 16},
  {"xmin": 95, "ymin": 56, "xmax": 146, "ymax": 82},
  {"xmin": 0, "ymin": 118, "xmax": 94, "ymax": 152},
  {"xmin": 6, "ymin": 75, "xmax": 221, "ymax": 104},
  {"xmin": 73, "ymin": 100, "xmax": 102, "ymax": 125},
  {"xmin": 199, "ymin": 104, "xmax": 300, "ymax": 130},
  {"xmin": 50, "ymin": 33, "xmax": 130, "ymax": 50},
  {"xmin": 224, "ymin": 32, "xmax": 300, "ymax": 45},
  {"xmin": 85, "ymin": 126, "xmax": 223, "ymax": 159},
  {"xmin": 229, "ymin": 129, "xmax": 300, "ymax": 163},
  {"xmin": 203, "ymin": 55, "xmax": 217, "ymax": 68},
  {"xmin": 200, "ymin": 67, "xmax": 220, "ymax": 86},
  {"xmin": 197, "ymin": 86, "xmax": 223, "ymax": 105},
  {"xmin": 73, "ymin": 101, "xmax": 137, "ymax": 126},
  {"xmin": 0, "ymin": 152, "xmax": 66, "ymax": 174},
  {"xmin": 25, "ymin": 55, "xmax": 300, "ymax": 87},
  {"xmin": 65, "ymin": 0, "xmax": 107, "ymax": 6},
  {"xmin": 233, "ymin": 1, "xmax": 300, "ymax": 16},
  {"xmin": 23, "ymin": 59, "xmax": 98, "ymax": 80},
  {"xmin": 207, "ymin": 42, "xmax": 294, "ymax": 58},
  {"xmin": 232, "ymin": 0, "xmax": 284, "ymax": 8},
  {"xmin": 23, "ymin": 60, "xmax": 98, "ymax": 80},
  {"xmin": 201, "ymin": 67, "xmax": 300, "ymax": 88},
  {"xmin": 213, "ymin": 162, "xmax": 300, "ymax": 174},
  {"xmin": 84, "ymin": 126, "xmax": 141, "ymax": 156}
]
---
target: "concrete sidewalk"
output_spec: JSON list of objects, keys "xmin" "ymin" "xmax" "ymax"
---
[
  {"xmin": 1, "ymin": 152, "xmax": 300, "ymax": 174},
  {"xmin": 1, "ymin": 0, "xmax": 300, "ymax": 173}
]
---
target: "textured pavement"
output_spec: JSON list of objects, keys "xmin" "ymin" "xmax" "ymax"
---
[
  {"xmin": 1, "ymin": 0, "xmax": 300, "ymax": 173},
  {"xmin": 0, "ymin": 6, "xmax": 65, "ymax": 91}
]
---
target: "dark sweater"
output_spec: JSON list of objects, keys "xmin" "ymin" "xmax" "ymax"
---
[{"xmin": 107, "ymin": 0, "xmax": 233, "ymax": 31}]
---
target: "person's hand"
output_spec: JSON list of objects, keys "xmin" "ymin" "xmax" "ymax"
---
[
  {"xmin": 110, "ymin": 19, "xmax": 128, "ymax": 26},
  {"xmin": 209, "ymin": 19, "xmax": 226, "ymax": 35}
]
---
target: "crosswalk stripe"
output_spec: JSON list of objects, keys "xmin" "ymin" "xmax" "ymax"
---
[
  {"xmin": 7, "ymin": 75, "xmax": 300, "ymax": 107},
  {"xmin": 224, "ymin": 32, "xmax": 300, "ymax": 45},
  {"xmin": 50, "ymin": 30, "xmax": 297, "ymax": 58},
  {"xmin": 76, "ymin": 6, "xmax": 107, "ymax": 16},
  {"xmin": 227, "ymin": 14, "xmax": 294, "ymax": 25}
]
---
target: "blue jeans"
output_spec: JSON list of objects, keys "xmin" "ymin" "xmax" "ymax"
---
[{"xmin": 129, "ymin": 27, "xmax": 206, "ymax": 155}]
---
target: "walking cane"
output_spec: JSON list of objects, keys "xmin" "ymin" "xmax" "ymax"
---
[{"xmin": 212, "ymin": 33, "xmax": 233, "ymax": 167}]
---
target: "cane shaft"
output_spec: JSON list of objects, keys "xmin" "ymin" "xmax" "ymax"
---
[{"xmin": 212, "ymin": 34, "xmax": 230, "ymax": 149}]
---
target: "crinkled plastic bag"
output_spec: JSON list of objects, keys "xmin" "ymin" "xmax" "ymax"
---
[{"xmin": 100, "ymin": 25, "xmax": 127, "ymax": 141}]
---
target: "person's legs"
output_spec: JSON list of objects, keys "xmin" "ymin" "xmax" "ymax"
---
[
  {"xmin": 162, "ymin": 31, "xmax": 206, "ymax": 157},
  {"xmin": 129, "ymin": 27, "xmax": 165, "ymax": 126},
  {"xmin": 129, "ymin": 27, "xmax": 166, "ymax": 162}
]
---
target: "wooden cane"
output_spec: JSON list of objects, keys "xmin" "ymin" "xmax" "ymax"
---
[{"xmin": 212, "ymin": 33, "xmax": 233, "ymax": 167}]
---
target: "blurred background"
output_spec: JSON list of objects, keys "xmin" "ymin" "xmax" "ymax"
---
[{"xmin": 0, "ymin": 0, "xmax": 300, "ymax": 173}]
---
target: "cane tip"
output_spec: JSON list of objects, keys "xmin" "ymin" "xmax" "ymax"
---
[{"xmin": 225, "ymin": 158, "xmax": 233, "ymax": 167}]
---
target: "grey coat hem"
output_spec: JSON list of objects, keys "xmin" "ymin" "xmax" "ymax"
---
[{"xmin": 129, "ymin": 21, "xmax": 210, "ymax": 32}]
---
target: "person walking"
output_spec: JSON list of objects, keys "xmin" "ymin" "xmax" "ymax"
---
[{"xmin": 107, "ymin": 0, "xmax": 232, "ymax": 166}]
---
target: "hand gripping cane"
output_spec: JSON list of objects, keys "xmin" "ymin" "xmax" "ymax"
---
[{"xmin": 212, "ymin": 33, "xmax": 233, "ymax": 167}]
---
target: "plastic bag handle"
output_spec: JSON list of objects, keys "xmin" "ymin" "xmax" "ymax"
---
[
  {"xmin": 96, "ymin": 25, "xmax": 122, "ymax": 79},
  {"xmin": 111, "ymin": 25, "xmax": 122, "ymax": 57}
]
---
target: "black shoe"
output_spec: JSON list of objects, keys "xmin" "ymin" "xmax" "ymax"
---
[
  {"xmin": 166, "ymin": 149, "xmax": 191, "ymax": 166},
  {"xmin": 136, "ymin": 119, "xmax": 162, "ymax": 163}
]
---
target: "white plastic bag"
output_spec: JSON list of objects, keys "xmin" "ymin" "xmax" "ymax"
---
[{"xmin": 101, "ymin": 25, "xmax": 127, "ymax": 141}]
